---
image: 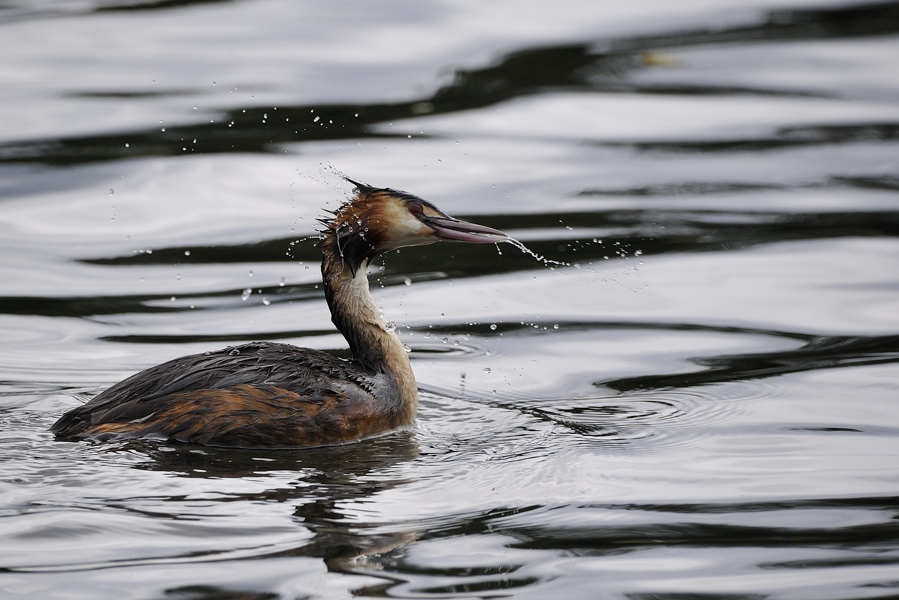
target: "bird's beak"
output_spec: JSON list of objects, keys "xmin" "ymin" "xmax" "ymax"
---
[{"xmin": 424, "ymin": 215, "xmax": 508, "ymax": 244}]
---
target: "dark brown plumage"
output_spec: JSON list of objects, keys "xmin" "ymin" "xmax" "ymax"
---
[{"xmin": 51, "ymin": 179, "xmax": 507, "ymax": 448}]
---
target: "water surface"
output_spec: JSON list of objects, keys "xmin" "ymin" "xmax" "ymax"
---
[{"xmin": 1, "ymin": 1, "xmax": 898, "ymax": 599}]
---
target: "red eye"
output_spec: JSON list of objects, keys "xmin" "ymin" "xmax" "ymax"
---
[{"xmin": 407, "ymin": 202, "xmax": 423, "ymax": 216}]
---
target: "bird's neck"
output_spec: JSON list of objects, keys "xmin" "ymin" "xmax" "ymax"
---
[{"xmin": 321, "ymin": 250, "xmax": 417, "ymax": 408}]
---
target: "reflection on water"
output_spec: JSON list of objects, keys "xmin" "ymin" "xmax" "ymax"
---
[
  {"xmin": 136, "ymin": 433, "xmax": 423, "ymax": 571},
  {"xmin": 2, "ymin": 2, "xmax": 897, "ymax": 167},
  {"xmin": 1, "ymin": 0, "xmax": 898, "ymax": 599}
]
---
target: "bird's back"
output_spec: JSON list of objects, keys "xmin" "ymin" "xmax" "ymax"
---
[{"xmin": 51, "ymin": 342, "xmax": 407, "ymax": 448}]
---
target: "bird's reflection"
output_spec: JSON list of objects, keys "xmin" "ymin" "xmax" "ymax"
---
[{"xmin": 126, "ymin": 430, "xmax": 421, "ymax": 572}]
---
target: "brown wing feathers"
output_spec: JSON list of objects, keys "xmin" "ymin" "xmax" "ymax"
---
[{"xmin": 51, "ymin": 342, "xmax": 389, "ymax": 448}]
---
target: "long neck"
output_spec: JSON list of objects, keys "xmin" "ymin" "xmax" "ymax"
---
[{"xmin": 320, "ymin": 241, "xmax": 417, "ymax": 405}]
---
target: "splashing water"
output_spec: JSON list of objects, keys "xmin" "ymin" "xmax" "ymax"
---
[
  {"xmin": 286, "ymin": 236, "xmax": 313, "ymax": 260},
  {"xmin": 295, "ymin": 161, "xmax": 350, "ymax": 195},
  {"xmin": 504, "ymin": 237, "xmax": 569, "ymax": 267}
]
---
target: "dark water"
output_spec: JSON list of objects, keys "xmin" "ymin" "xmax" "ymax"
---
[{"xmin": 2, "ymin": 1, "xmax": 899, "ymax": 599}]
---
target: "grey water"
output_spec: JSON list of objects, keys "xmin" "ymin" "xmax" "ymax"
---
[{"xmin": 1, "ymin": 1, "xmax": 898, "ymax": 599}]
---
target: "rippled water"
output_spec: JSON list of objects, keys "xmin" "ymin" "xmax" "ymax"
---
[{"xmin": 2, "ymin": 1, "xmax": 898, "ymax": 599}]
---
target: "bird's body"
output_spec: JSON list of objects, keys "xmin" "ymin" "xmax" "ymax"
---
[
  {"xmin": 51, "ymin": 180, "xmax": 506, "ymax": 448},
  {"xmin": 56, "ymin": 341, "xmax": 408, "ymax": 448}
]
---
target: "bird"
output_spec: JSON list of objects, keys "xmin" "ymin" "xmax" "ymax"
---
[{"xmin": 51, "ymin": 179, "xmax": 507, "ymax": 448}]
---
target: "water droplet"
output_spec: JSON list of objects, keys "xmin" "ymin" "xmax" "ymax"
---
[
  {"xmin": 403, "ymin": 343, "xmax": 411, "ymax": 353},
  {"xmin": 385, "ymin": 321, "xmax": 397, "ymax": 332},
  {"xmin": 279, "ymin": 277, "xmax": 286, "ymax": 287},
  {"xmin": 170, "ymin": 296, "xmax": 176, "ymax": 302},
  {"xmin": 262, "ymin": 298, "xmax": 271, "ymax": 306},
  {"xmin": 506, "ymin": 237, "xmax": 568, "ymax": 267},
  {"xmin": 241, "ymin": 288, "xmax": 252, "ymax": 301},
  {"xmin": 229, "ymin": 348, "xmax": 240, "ymax": 356},
  {"xmin": 553, "ymin": 324, "xmax": 559, "ymax": 330},
  {"xmin": 184, "ymin": 250, "xmax": 191, "ymax": 256},
  {"xmin": 404, "ymin": 277, "xmax": 412, "ymax": 286},
  {"xmin": 489, "ymin": 323, "xmax": 497, "ymax": 331},
  {"xmin": 484, "ymin": 368, "xmax": 491, "ymax": 374}
]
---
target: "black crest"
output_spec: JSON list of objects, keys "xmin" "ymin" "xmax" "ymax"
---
[{"xmin": 318, "ymin": 178, "xmax": 384, "ymax": 277}]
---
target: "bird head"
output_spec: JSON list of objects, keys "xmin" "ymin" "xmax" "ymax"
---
[{"xmin": 321, "ymin": 179, "xmax": 507, "ymax": 276}]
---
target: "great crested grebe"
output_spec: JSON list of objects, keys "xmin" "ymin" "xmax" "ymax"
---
[{"xmin": 51, "ymin": 179, "xmax": 507, "ymax": 448}]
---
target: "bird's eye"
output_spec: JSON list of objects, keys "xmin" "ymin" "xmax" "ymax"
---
[{"xmin": 407, "ymin": 202, "xmax": 424, "ymax": 216}]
